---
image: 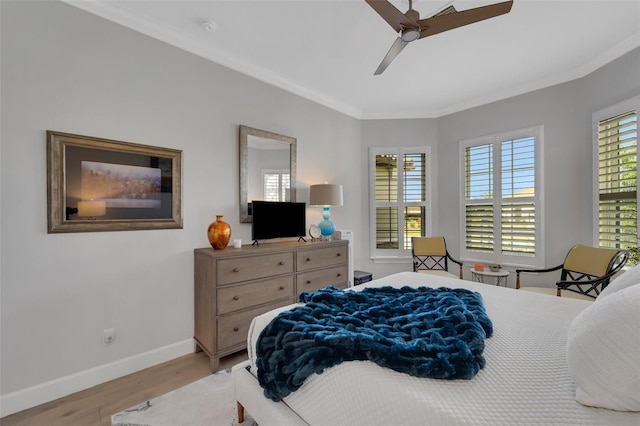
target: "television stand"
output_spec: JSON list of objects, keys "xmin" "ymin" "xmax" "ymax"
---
[
  {"xmin": 193, "ymin": 239, "xmax": 349, "ymax": 371},
  {"xmin": 252, "ymin": 236, "xmax": 306, "ymax": 246}
]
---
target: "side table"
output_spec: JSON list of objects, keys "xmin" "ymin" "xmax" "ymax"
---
[{"xmin": 470, "ymin": 268, "xmax": 510, "ymax": 287}]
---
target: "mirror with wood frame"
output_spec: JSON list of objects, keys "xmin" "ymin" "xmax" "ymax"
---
[{"xmin": 239, "ymin": 125, "xmax": 297, "ymax": 223}]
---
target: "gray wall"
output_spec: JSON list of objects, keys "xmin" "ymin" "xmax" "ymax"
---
[
  {"xmin": 360, "ymin": 118, "xmax": 440, "ymax": 278},
  {"xmin": 361, "ymin": 49, "xmax": 639, "ymax": 283},
  {"xmin": 1, "ymin": 0, "xmax": 639, "ymax": 415},
  {"xmin": 0, "ymin": 0, "xmax": 362, "ymax": 413},
  {"xmin": 437, "ymin": 49, "xmax": 640, "ymax": 270}
]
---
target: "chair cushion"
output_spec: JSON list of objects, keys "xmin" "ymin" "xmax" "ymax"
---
[
  {"xmin": 563, "ymin": 244, "xmax": 620, "ymax": 277},
  {"xmin": 597, "ymin": 264, "xmax": 640, "ymax": 301},
  {"xmin": 566, "ymin": 284, "xmax": 640, "ymax": 411},
  {"xmin": 412, "ymin": 237, "xmax": 447, "ymax": 256}
]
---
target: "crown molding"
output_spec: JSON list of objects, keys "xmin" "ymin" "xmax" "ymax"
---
[
  {"xmin": 359, "ymin": 33, "xmax": 640, "ymax": 119},
  {"xmin": 61, "ymin": 1, "xmax": 640, "ymax": 121},
  {"xmin": 60, "ymin": 0, "xmax": 362, "ymax": 119}
]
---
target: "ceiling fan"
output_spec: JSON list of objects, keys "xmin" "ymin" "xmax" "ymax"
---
[{"xmin": 366, "ymin": 0, "xmax": 514, "ymax": 75}]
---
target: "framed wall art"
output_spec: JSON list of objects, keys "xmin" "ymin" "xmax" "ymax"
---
[{"xmin": 47, "ymin": 131, "xmax": 183, "ymax": 233}]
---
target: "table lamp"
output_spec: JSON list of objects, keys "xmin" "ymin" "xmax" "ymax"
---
[{"xmin": 309, "ymin": 183, "xmax": 343, "ymax": 240}]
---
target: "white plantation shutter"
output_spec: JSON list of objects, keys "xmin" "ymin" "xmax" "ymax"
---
[
  {"xmin": 465, "ymin": 204, "xmax": 494, "ymax": 252},
  {"xmin": 597, "ymin": 110, "xmax": 638, "ymax": 252},
  {"xmin": 501, "ymin": 137, "xmax": 536, "ymax": 256},
  {"xmin": 464, "ymin": 144, "xmax": 494, "ymax": 252},
  {"xmin": 375, "ymin": 207, "xmax": 398, "ymax": 249},
  {"xmin": 263, "ymin": 171, "xmax": 290, "ymax": 202},
  {"xmin": 465, "ymin": 144, "xmax": 493, "ymax": 200},
  {"xmin": 263, "ymin": 174, "xmax": 279, "ymax": 201},
  {"xmin": 501, "ymin": 137, "xmax": 535, "ymax": 199},
  {"xmin": 461, "ymin": 127, "xmax": 542, "ymax": 266},
  {"xmin": 403, "ymin": 153, "xmax": 427, "ymax": 249},
  {"xmin": 501, "ymin": 203, "xmax": 535, "ymax": 255},
  {"xmin": 370, "ymin": 148, "xmax": 430, "ymax": 258},
  {"xmin": 375, "ymin": 154, "xmax": 399, "ymax": 249},
  {"xmin": 281, "ymin": 174, "xmax": 290, "ymax": 202}
]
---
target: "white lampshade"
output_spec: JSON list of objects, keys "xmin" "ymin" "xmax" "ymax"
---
[
  {"xmin": 77, "ymin": 200, "xmax": 106, "ymax": 217},
  {"xmin": 309, "ymin": 184, "xmax": 343, "ymax": 207}
]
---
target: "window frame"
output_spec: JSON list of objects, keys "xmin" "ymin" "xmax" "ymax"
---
[
  {"xmin": 592, "ymin": 96, "xmax": 640, "ymax": 252},
  {"xmin": 369, "ymin": 147, "xmax": 432, "ymax": 262},
  {"xmin": 262, "ymin": 169, "xmax": 290, "ymax": 202},
  {"xmin": 459, "ymin": 125, "xmax": 545, "ymax": 268}
]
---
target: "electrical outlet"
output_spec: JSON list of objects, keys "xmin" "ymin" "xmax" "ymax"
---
[{"xmin": 103, "ymin": 328, "xmax": 116, "ymax": 344}]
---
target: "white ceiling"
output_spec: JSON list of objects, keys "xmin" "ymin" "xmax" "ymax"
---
[{"xmin": 62, "ymin": 0, "xmax": 640, "ymax": 119}]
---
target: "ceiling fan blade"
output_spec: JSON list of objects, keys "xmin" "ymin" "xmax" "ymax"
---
[
  {"xmin": 418, "ymin": 0, "xmax": 513, "ymax": 39},
  {"xmin": 365, "ymin": 0, "xmax": 418, "ymax": 33},
  {"xmin": 374, "ymin": 37, "xmax": 408, "ymax": 75},
  {"xmin": 434, "ymin": 5, "xmax": 457, "ymax": 17}
]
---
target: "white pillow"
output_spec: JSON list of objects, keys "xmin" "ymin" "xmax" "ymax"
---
[
  {"xmin": 597, "ymin": 264, "xmax": 640, "ymax": 301},
  {"xmin": 567, "ymin": 284, "xmax": 640, "ymax": 411}
]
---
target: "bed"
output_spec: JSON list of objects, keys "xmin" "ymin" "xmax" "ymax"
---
[{"xmin": 232, "ymin": 271, "xmax": 640, "ymax": 425}]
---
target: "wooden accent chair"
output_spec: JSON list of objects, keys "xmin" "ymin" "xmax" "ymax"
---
[
  {"xmin": 412, "ymin": 236, "xmax": 463, "ymax": 279},
  {"xmin": 516, "ymin": 244, "xmax": 628, "ymax": 300}
]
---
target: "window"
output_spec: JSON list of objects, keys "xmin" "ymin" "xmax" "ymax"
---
[
  {"xmin": 262, "ymin": 170, "xmax": 290, "ymax": 202},
  {"xmin": 593, "ymin": 98, "xmax": 639, "ymax": 263},
  {"xmin": 370, "ymin": 147, "xmax": 430, "ymax": 259},
  {"xmin": 460, "ymin": 126, "xmax": 543, "ymax": 267}
]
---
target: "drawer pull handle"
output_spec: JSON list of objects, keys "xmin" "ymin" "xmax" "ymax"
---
[
  {"xmin": 279, "ymin": 261, "xmax": 284, "ymax": 266},
  {"xmin": 337, "ymin": 273, "xmax": 341, "ymax": 277},
  {"xmin": 232, "ymin": 268, "xmax": 239, "ymax": 273},
  {"xmin": 336, "ymin": 253, "xmax": 341, "ymax": 257},
  {"xmin": 306, "ymin": 280, "xmax": 311, "ymax": 284},
  {"xmin": 306, "ymin": 258, "xmax": 311, "ymax": 262},
  {"xmin": 233, "ymin": 327, "xmax": 239, "ymax": 332},
  {"xmin": 233, "ymin": 296, "xmax": 239, "ymax": 301},
  {"xmin": 279, "ymin": 286, "xmax": 285, "ymax": 290}
]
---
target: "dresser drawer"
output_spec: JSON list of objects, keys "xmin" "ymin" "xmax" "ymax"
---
[
  {"xmin": 217, "ymin": 301, "xmax": 293, "ymax": 350},
  {"xmin": 194, "ymin": 240, "xmax": 349, "ymax": 372},
  {"xmin": 297, "ymin": 264, "xmax": 349, "ymax": 292},
  {"xmin": 217, "ymin": 252, "xmax": 294, "ymax": 285},
  {"xmin": 296, "ymin": 245, "xmax": 347, "ymax": 271},
  {"xmin": 217, "ymin": 276, "xmax": 294, "ymax": 315}
]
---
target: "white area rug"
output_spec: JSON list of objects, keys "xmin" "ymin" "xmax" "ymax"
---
[{"xmin": 112, "ymin": 368, "xmax": 257, "ymax": 426}]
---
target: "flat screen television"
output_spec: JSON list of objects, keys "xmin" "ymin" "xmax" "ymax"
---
[{"xmin": 251, "ymin": 201, "xmax": 306, "ymax": 243}]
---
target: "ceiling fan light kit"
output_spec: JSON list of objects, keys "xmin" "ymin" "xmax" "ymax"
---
[
  {"xmin": 366, "ymin": 0, "xmax": 514, "ymax": 75},
  {"xmin": 401, "ymin": 28, "xmax": 420, "ymax": 42}
]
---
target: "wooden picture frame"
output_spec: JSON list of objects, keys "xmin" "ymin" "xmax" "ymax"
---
[{"xmin": 47, "ymin": 131, "xmax": 183, "ymax": 233}]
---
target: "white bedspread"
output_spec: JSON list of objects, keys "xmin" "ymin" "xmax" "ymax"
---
[{"xmin": 244, "ymin": 272, "xmax": 639, "ymax": 425}]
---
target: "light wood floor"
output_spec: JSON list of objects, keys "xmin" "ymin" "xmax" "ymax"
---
[{"xmin": 0, "ymin": 350, "xmax": 248, "ymax": 426}]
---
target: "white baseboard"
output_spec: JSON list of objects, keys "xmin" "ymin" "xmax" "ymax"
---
[{"xmin": 0, "ymin": 338, "xmax": 195, "ymax": 418}]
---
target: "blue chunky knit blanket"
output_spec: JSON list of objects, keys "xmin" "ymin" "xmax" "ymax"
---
[{"xmin": 256, "ymin": 285, "xmax": 493, "ymax": 401}]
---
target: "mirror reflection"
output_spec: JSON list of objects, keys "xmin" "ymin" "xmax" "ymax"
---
[{"xmin": 239, "ymin": 125, "xmax": 296, "ymax": 223}]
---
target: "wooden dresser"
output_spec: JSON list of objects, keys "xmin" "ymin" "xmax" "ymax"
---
[{"xmin": 194, "ymin": 239, "xmax": 349, "ymax": 371}]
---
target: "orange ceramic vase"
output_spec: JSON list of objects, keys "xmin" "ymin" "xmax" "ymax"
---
[{"xmin": 207, "ymin": 215, "xmax": 231, "ymax": 250}]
